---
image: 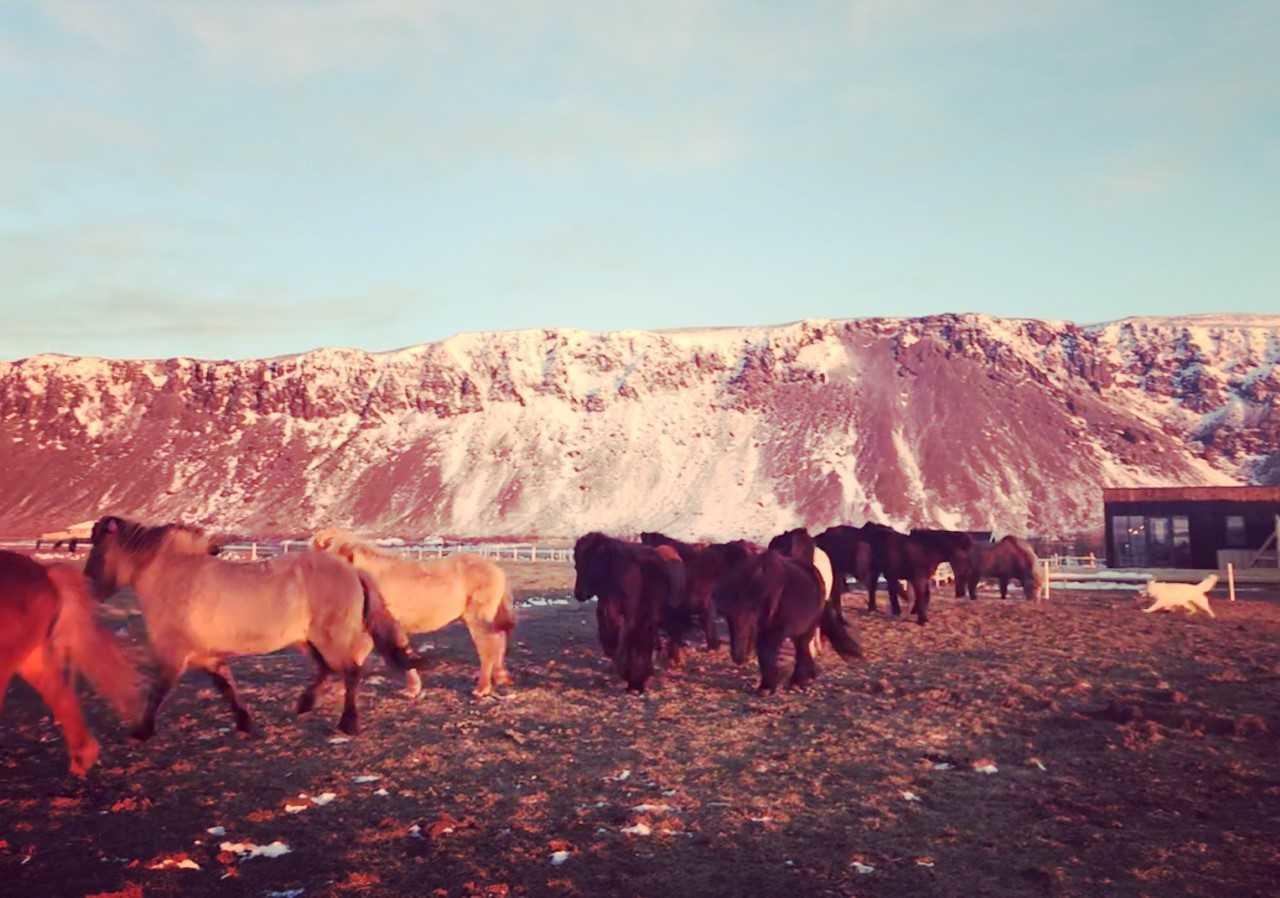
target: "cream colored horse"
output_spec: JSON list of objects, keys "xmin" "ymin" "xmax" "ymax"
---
[
  {"xmin": 312, "ymin": 530, "xmax": 516, "ymax": 697},
  {"xmin": 86, "ymin": 516, "xmax": 420, "ymax": 739},
  {"xmin": 809, "ymin": 547, "xmax": 834, "ymax": 657}
]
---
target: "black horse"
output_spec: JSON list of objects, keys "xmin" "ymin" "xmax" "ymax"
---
[
  {"xmin": 713, "ymin": 550, "xmax": 862, "ymax": 693},
  {"xmin": 640, "ymin": 532, "xmax": 760, "ymax": 651},
  {"xmin": 863, "ymin": 525, "xmax": 973, "ymax": 625},
  {"xmin": 573, "ymin": 532, "xmax": 685, "ymax": 692}
]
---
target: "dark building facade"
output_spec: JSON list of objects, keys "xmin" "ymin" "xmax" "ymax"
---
[{"xmin": 1103, "ymin": 486, "xmax": 1280, "ymax": 569}]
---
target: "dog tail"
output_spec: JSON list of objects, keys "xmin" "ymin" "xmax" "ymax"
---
[{"xmin": 1197, "ymin": 574, "xmax": 1219, "ymax": 592}]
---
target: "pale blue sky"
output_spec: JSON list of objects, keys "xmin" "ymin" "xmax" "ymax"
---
[{"xmin": 2, "ymin": 1, "xmax": 1276, "ymax": 360}]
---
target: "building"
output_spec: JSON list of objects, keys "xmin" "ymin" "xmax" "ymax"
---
[{"xmin": 1103, "ymin": 486, "xmax": 1280, "ymax": 569}]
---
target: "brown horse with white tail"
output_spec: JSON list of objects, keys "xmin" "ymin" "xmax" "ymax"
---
[
  {"xmin": 86, "ymin": 516, "xmax": 423, "ymax": 739},
  {"xmin": 1, "ymin": 550, "xmax": 141, "ymax": 775},
  {"xmin": 312, "ymin": 529, "xmax": 516, "ymax": 698}
]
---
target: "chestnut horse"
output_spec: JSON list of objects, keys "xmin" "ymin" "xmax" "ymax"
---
[
  {"xmin": 86, "ymin": 516, "xmax": 422, "ymax": 739},
  {"xmin": 573, "ymin": 533, "xmax": 684, "ymax": 693},
  {"xmin": 0, "ymin": 551, "xmax": 141, "ymax": 775},
  {"xmin": 312, "ymin": 530, "xmax": 516, "ymax": 698},
  {"xmin": 712, "ymin": 550, "xmax": 862, "ymax": 693},
  {"xmin": 864, "ymin": 525, "xmax": 974, "ymax": 625},
  {"xmin": 964, "ymin": 536, "xmax": 1041, "ymax": 600}
]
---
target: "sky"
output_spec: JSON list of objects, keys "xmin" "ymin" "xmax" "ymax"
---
[{"xmin": 1, "ymin": 1, "xmax": 1277, "ymax": 360}]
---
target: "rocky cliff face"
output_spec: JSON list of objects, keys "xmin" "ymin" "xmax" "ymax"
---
[{"xmin": 2, "ymin": 314, "xmax": 1277, "ymax": 540}]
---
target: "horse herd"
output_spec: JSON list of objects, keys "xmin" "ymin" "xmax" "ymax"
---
[
  {"xmin": 572, "ymin": 524, "xmax": 1042, "ymax": 694},
  {"xmin": 0, "ymin": 514, "xmax": 1040, "ymax": 777}
]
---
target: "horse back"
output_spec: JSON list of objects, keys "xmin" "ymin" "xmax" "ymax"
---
[{"xmin": 0, "ymin": 551, "xmax": 58, "ymax": 663}]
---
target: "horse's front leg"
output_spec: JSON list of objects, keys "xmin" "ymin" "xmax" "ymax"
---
[
  {"xmin": 22, "ymin": 646, "xmax": 98, "ymax": 776},
  {"xmin": 999, "ymin": 576, "xmax": 1010, "ymax": 599},
  {"xmin": 133, "ymin": 661, "xmax": 181, "ymax": 742},
  {"xmin": 701, "ymin": 599, "xmax": 721, "ymax": 651},
  {"xmin": 206, "ymin": 659, "xmax": 253, "ymax": 733},
  {"xmin": 866, "ymin": 571, "xmax": 879, "ymax": 612},
  {"xmin": 912, "ymin": 579, "xmax": 931, "ymax": 626},
  {"xmin": 886, "ymin": 578, "xmax": 903, "ymax": 617},
  {"xmin": 755, "ymin": 630, "xmax": 785, "ymax": 694},
  {"xmin": 337, "ymin": 668, "xmax": 361, "ymax": 735},
  {"xmin": 297, "ymin": 643, "xmax": 331, "ymax": 714}
]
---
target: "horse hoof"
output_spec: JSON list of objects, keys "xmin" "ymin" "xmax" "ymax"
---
[
  {"xmin": 296, "ymin": 696, "xmax": 316, "ymax": 715},
  {"xmin": 472, "ymin": 686, "xmax": 494, "ymax": 699},
  {"xmin": 130, "ymin": 726, "xmax": 155, "ymax": 742},
  {"xmin": 337, "ymin": 715, "xmax": 359, "ymax": 736},
  {"xmin": 69, "ymin": 740, "xmax": 100, "ymax": 777}
]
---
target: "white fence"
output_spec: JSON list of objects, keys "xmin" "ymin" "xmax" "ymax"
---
[{"xmin": 0, "ymin": 538, "xmax": 573, "ymax": 564}]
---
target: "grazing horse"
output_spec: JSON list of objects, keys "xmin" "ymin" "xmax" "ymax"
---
[
  {"xmin": 86, "ymin": 516, "xmax": 422, "ymax": 739},
  {"xmin": 573, "ymin": 533, "xmax": 683, "ymax": 693},
  {"xmin": 712, "ymin": 550, "xmax": 862, "ymax": 693},
  {"xmin": 0, "ymin": 551, "xmax": 141, "ymax": 776},
  {"xmin": 864, "ymin": 525, "xmax": 974, "ymax": 625},
  {"xmin": 639, "ymin": 532, "xmax": 721, "ymax": 650},
  {"xmin": 312, "ymin": 530, "xmax": 516, "ymax": 698},
  {"xmin": 766, "ymin": 528, "xmax": 833, "ymax": 656},
  {"xmin": 910, "ymin": 529, "xmax": 977, "ymax": 599},
  {"xmin": 645, "ymin": 535, "xmax": 766, "ymax": 651},
  {"xmin": 964, "ymin": 536, "xmax": 1041, "ymax": 601}
]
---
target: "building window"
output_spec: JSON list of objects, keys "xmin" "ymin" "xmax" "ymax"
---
[
  {"xmin": 1172, "ymin": 516, "xmax": 1191, "ymax": 566},
  {"xmin": 1225, "ymin": 515, "xmax": 1247, "ymax": 548}
]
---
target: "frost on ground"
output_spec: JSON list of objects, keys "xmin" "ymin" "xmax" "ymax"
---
[{"xmin": 0, "ymin": 587, "xmax": 1277, "ymax": 898}]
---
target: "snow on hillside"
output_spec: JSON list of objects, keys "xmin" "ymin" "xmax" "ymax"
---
[{"xmin": 1, "ymin": 313, "xmax": 1277, "ymax": 539}]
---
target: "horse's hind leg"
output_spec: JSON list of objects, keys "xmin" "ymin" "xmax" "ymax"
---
[
  {"xmin": 466, "ymin": 621, "xmax": 505, "ymax": 698},
  {"xmin": 788, "ymin": 633, "xmax": 817, "ymax": 690},
  {"xmin": 337, "ymin": 668, "xmax": 361, "ymax": 735},
  {"xmin": 999, "ymin": 577, "xmax": 1010, "ymax": 599},
  {"xmin": 886, "ymin": 580, "xmax": 903, "ymax": 617},
  {"xmin": 205, "ymin": 660, "xmax": 253, "ymax": 733},
  {"xmin": 912, "ymin": 579, "xmax": 931, "ymax": 626},
  {"xmin": 21, "ymin": 647, "xmax": 98, "ymax": 776},
  {"xmin": 297, "ymin": 644, "xmax": 331, "ymax": 715},
  {"xmin": 701, "ymin": 598, "xmax": 721, "ymax": 650}
]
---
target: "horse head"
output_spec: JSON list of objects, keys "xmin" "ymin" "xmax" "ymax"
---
[{"xmin": 572, "ymin": 532, "xmax": 613, "ymax": 602}]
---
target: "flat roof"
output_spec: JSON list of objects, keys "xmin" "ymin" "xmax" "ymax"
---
[{"xmin": 1103, "ymin": 486, "xmax": 1280, "ymax": 503}]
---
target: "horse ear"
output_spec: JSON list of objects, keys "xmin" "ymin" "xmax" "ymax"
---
[{"xmin": 339, "ymin": 545, "xmax": 356, "ymax": 564}]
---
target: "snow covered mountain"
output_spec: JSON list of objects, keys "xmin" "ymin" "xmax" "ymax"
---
[{"xmin": 2, "ymin": 313, "xmax": 1277, "ymax": 541}]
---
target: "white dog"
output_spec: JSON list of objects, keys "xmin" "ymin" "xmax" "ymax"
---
[{"xmin": 1141, "ymin": 575, "xmax": 1218, "ymax": 618}]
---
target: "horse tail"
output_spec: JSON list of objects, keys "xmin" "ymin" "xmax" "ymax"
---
[
  {"xmin": 818, "ymin": 600, "xmax": 863, "ymax": 663},
  {"xmin": 358, "ymin": 571, "xmax": 422, "ymax": 672},
  {"xmin": 493, "ymin": 587, "xmax": 517, "ymax": 633},
  {"xmin": 45, "ymin": 565, "xmax": 142, "ymax": 723}
]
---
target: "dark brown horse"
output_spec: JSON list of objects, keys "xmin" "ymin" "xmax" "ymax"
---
[
  {"xmin": 573, "ymin": 533, "xmax": 684, "ymax": 693},
  {"xmin": 813, "ymin": 525, "xmax": 873, "ymax": 619},
  {"xmin": 964, "ymin": 536, "xmax": 1041, "ymax": 600},
  {"xmin": 0, "ymin": 551, "xmax": 141, "ymax": 775},
  {"xmin": 639, "ymin": 532, "xmax": 761, "ymax": 651},
  {"xmin": 864, "ymin": 525, "xmax": 974, "ymax": 625},
  {"xmin": 712, "ymin": 550, "xmax": 862, "ymax": 693},
  {"xmin": 910, "ymin": 529, "xmax": 977, "ymax": 599}
]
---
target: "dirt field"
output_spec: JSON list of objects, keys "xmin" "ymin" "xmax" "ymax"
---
[{"xmin": 2, "ymin": 562, "xmax": 1278, "ymax": 898}]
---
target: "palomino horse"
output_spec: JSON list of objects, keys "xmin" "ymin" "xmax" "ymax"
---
[
  {"xmin": 712, "ymin": 550, "xmax": 862, "ymax": 694},
  {"xmin": 312, "ymin": 530, "xmax": 516, "ymax": 698},
  {"xmin": 0, "ymin": 551, "xmax": 141, "ymax": 775},
  {"xmin": 86, "ymin": 517, "xmax": 421, "ymax": 738}
]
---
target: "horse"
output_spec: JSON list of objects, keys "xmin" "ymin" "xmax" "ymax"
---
[
  {"xmin": 85, "ymin": 516, "xmax": 422, "ymax": 739},
  {"xmin": 573, "ymin": 533, "xmax": 684, "ymax": 693},
  {"xmin": 911, "ymin": 529, "xmax": 978, "ymax": 599},
  {"xmin": 639, "ymin": 532, "xmax": 721, "ymax": 650},
  {"xmin": 964, "ymin": 536, "xmax": 1041, "ymax": 601},
  {"xmin": 312, "ymin": 529, "xmax": 516, "ymax": 698},
  {"xmin": 766, "ymin": 528, "xmax": 834, "ymax": 656},
  {"xmin": 1, "ymin": 551, "xmax": 141, "ymax": 776},
  {"xmin": 712, "ymin": 550, "xmax": 862, "ymax": 694},
  {"xmin": 864, "ymin": 525, "xmax": 974, "ymax": 625},
  {"xmin": 813, "ymin": 525, "xmax": 873, "ymax": 621}
]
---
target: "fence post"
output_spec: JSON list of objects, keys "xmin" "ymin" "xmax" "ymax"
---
[
  {"xmin": 1041, "ymin": 559, "xmax": 1050, "ymax": 601},
  {"xmin": 1228, "ymin": 562, "xmax": 1236, "ymax": 602},
  {"xmin": 250, "ymin": 542, "xmax": 257, "ymax": 561}
]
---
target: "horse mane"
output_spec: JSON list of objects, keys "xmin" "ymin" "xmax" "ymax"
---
[
  {"xmin": 312, "ymin": 529, "xmax": 395, "ymax": 564},
  {"xmin": 95, "ymin": 516, "xmax": 210, "ymax": 558}
]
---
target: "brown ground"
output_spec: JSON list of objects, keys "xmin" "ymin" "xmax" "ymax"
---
[{"xmin": 2, "ymin": 562, "xmax": 1278, "ymax": 898}]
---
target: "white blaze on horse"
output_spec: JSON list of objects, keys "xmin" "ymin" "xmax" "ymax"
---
[
  {"xmin": 85, "ymin": 517, "xmax": 421, "ymax": 739},
  {"xmin": 312, "ymin": 530, "xmax": 516, "ymax": 698}
]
